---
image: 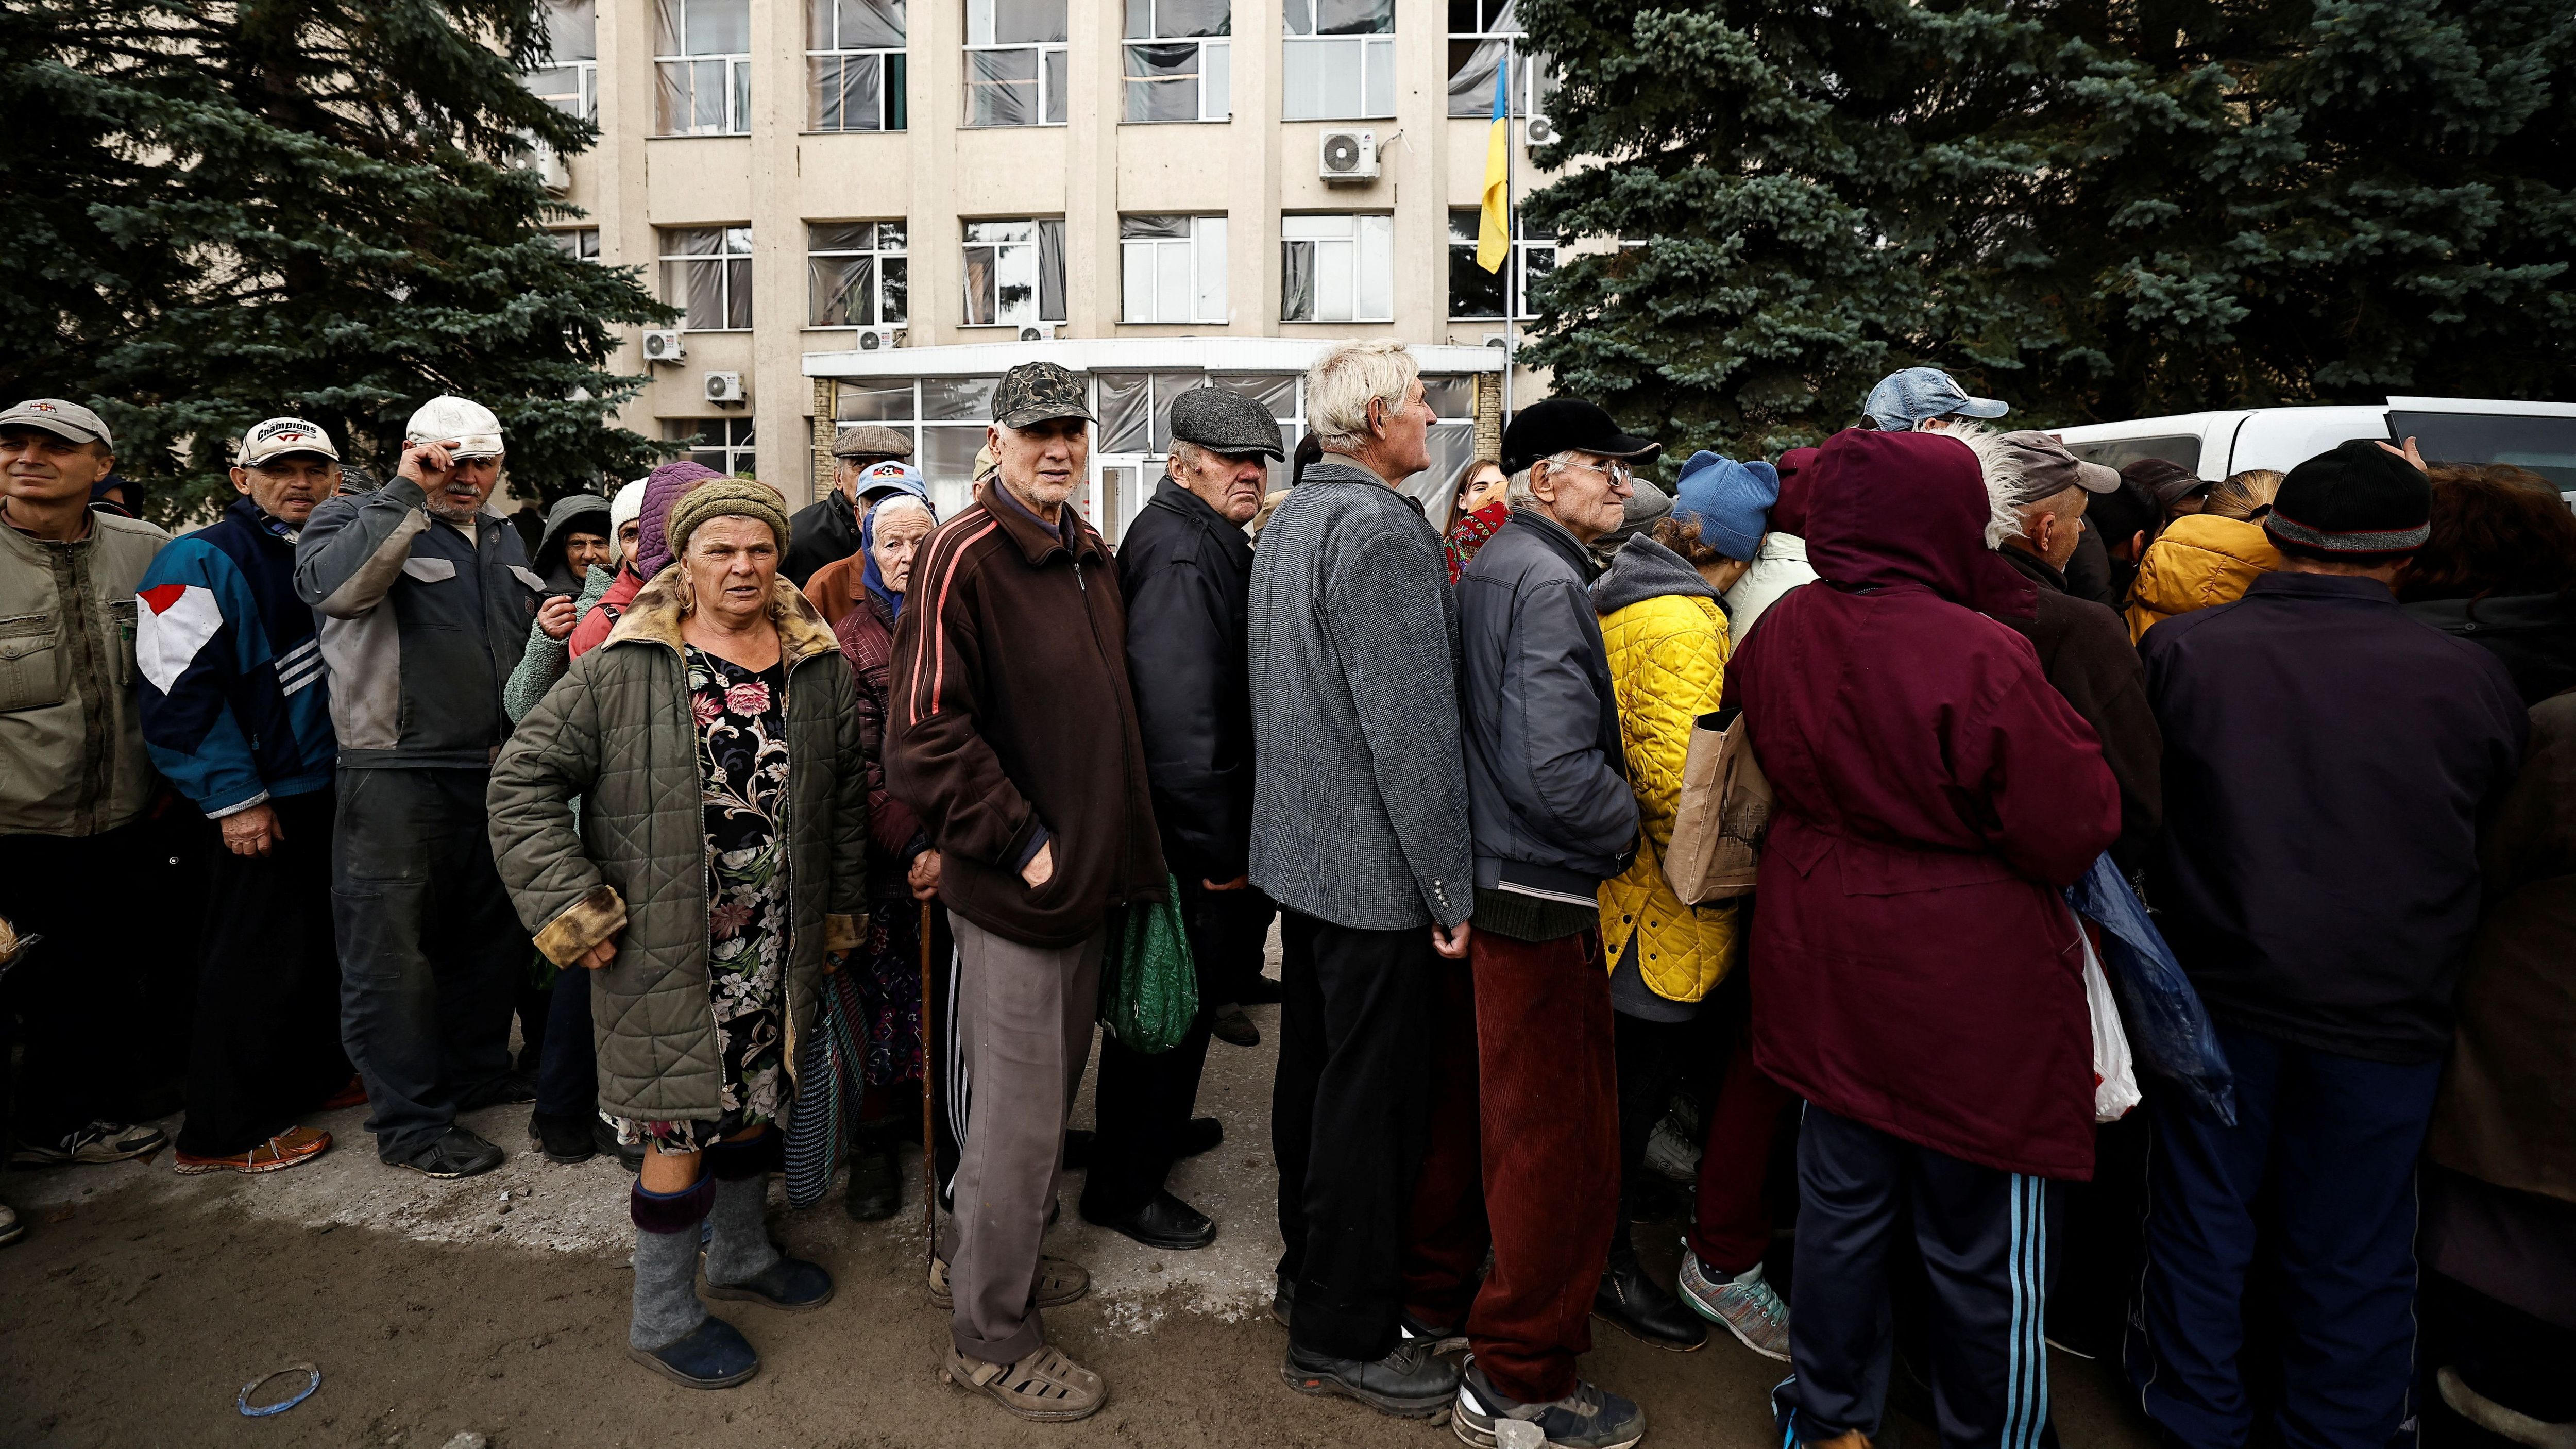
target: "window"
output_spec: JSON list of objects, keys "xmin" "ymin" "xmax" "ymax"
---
[
  {"xmin": 1120, "ymin": 215, "xmax": 1227, "ymax": 324},
  {"xmin": 964, "ymin": 0, "xmax": 1067, "ymax": 127},
  {"xmin": 809, "ymin": 222, "xmax": 909, "ymax": 326},
  {"xmin": 671, "ymin": 417, "xmax": 757, "ymax": 478},
  {"xmin": 1446, "ymin": 0, "xmax": 1556, "ymax": 117},
  {"xmin": 1124, "ymin": 0, "xmax": 1229, "ymax": 123},
  {"xmin": 660, "ymin": 227, "xmax": 754, "ymax": 330},
  {"xmin": 808, "ymin": 0, "xmax": 907, "ymax": 130},
  {"xmin": 1447, "ymin": 210, "xmax": 1555, "ymax": 319},
  {"xmin": 552, "ymin": 228, "xmax": 602, "ymax": 261},
  {"xmin": 1282, "ymin": 0, "xmax": 1392, "ymax": 121},
  {"xmin": 962, "ymin": 219, "xmax": 1066, "ymax": 328},
  {"xmin": 833, "ymin": 376, "xmax": 1010, "ymax": 517},
  {"xmin": 655, "ymin": 0, "xmax": 752, "ymax": 135},
  {"xmin": 527, "ymin": 0, "xmax": 598, "ymax": 120},
  {"xmin": 1280, "ymin": 214, "xmax": 1392, "ymax": 323}
]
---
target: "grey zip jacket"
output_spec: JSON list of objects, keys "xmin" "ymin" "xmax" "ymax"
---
[
  {"xmin": 1455, "ymin": 509, "xmax": 1639, "ymax": 902},
  {"xmin": 294, "ymin": 475, "xmax": 546, "ymax": 768}
]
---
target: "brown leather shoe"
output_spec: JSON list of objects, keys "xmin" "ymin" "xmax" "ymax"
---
[
  {"xmin": 173, "ymin": 1125, "xmax": 332, "ymax": 1175},
  {"xmin": 942, "ymin": 1341, "xmax": 1105, "ymax": 1422}
]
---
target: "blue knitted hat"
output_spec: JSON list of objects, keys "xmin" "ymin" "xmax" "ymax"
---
[{"xmin": 1671, "ymin": 451, "xmax": 1781, "ymax": 561}]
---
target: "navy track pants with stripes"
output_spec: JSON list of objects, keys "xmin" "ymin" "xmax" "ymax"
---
[{"xmin": 1773, "ymin": 1105, "xmax": 2064, "ymax": 1449}]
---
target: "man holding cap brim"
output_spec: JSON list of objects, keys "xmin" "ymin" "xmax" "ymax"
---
[
  {"xmin": 138, "ymin": 417, "xmax": 354, "ymax": 1174},
  {"xmin": 1080, "ymin": 386, "xmax": 1282, "ymax": 1254},
  {"xmin": 0, "ymin": 398, "xmax": 176, "ymax": 1176},
  {"xmin": 2130, "ymin": 437, "xmax": 2527, "ymax": 1449},
  {"xmin": 295, "ymin": 394, "xmax": 574, "ymax": 1180}
]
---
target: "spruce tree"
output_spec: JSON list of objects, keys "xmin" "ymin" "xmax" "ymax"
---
[
  {"xmin": 0, "ymin": 0, "xmax": 672, "ymax": 518},
  {"xmin": 1518, "ymin": 0, "xmax": 2576, "ymax": 466}
]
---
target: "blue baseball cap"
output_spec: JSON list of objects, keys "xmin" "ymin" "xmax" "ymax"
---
[
  {"xmin": 1861, "ymin": 367, "xmax": 2009, "ymax": 432},
  {"xmin": 853, "ymin": 459, "xmax": 928, "ymax": 502},
  {"xmin": 1671, "ymin": 451, "xmax": 1781, "ymax": 561}
]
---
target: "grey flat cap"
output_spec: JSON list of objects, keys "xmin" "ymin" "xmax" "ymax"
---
[
  {"xmin": 0, "ymin": 398, "xmax": 112, "ymax": 447},
  {"xmin": 833, "ymin": 423, "xmax": 915, "ymax": 460},
  {"xmin": 1169, "ymin": 386, "xmax": 1284, "ymax": 461}
]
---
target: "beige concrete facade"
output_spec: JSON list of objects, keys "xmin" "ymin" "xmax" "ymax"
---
[{"xmin": 545, "ymin": 0, "xmax": 1552, "ymax": 522}]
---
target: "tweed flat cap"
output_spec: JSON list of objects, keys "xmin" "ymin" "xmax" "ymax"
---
[
  {"xmin": 1169, "ymin": 387, "xmax": 1285, "ymax": 460},
  {"xmin": 833, "ymin": 424, "xmax": 914, "ymax": 460}
]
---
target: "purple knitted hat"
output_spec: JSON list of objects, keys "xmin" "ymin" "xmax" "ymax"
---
[{"xmin": 635, "ymin": 460, "xmax": 723, "ymax": 579}]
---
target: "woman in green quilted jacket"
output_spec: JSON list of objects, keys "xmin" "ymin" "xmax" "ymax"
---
[{"xmin": 488, "ymin": 480, "xmax": 870, "ymax": 1392}]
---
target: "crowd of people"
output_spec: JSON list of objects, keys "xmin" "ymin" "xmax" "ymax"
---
[{"xmin": 0, "ymin": 344, "xmax": 2569, "ymax": 1449}]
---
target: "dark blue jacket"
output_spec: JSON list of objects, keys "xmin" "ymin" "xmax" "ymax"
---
[
  {"xmin": 2141, "ymin": 571, "xmax": 2527, "ymax": 1062},
  {"xmin": 1455, "ymin": 509, "xmax": 1638, "ymax": 905},
  {"xmin": 1117, "ymin": 479, "xmax": 1256, "ymax": 884},
  {"xmin": 135, "ymin": 496, "xmax": 335, "ymax": 815}
]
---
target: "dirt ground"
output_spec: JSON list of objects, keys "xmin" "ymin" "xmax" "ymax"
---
[{"xmin": 0, "ymin": 953, "xmax": 2161, "ymax": 1449}]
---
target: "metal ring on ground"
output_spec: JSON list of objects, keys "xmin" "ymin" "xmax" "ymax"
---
[{"xmin": 237, "ymin": 1362, "xmax": 321, "ymax": 1418}]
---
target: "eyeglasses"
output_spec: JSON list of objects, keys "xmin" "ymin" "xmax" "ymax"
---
[{"xmin": 1551, "ymin": 457, "xmax": 1634, "ymax": 488}]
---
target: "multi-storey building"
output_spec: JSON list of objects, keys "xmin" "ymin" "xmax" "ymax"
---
[{"xmin": 527, "ymin": 0, "xmax": 1562, "ymax": 534}]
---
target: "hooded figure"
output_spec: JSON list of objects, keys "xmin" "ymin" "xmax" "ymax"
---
[
  {"xmin": 1736, "ymin": 428, "xmax": 2119, "ymax": 1449},
  {"xmin": 569, "ymin": 460, "xmax": 723, "ymax": 659},
  {"xmin": 532, "ymin": 493, "xmax": 614, "ymax": 594}
]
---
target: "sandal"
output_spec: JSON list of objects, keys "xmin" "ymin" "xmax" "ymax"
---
[
  {"xmin": 173, "ymin": 1125, "xmax": 331, "ymax": 1175},
  {"xmin": 942, "ymin": 1341, "xmax": 1105, "ymax": 1422},
  {"xmin": 929, "ymin": 1253, "xmax": 1089, "ymax": 1310}
]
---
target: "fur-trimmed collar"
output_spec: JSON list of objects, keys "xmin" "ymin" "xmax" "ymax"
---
[{"xmin": 602, "ymin": 564, "xmax": 842, "ymax": 665}]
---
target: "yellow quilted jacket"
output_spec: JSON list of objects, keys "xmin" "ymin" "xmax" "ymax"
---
[
  {"xmin": 1596, "ymin": 571, "xmax": 1742, "ymax": 1003},
  {"xmin": 2125, "ymin": 514, "xmax": 2282, "ymax": 643}
]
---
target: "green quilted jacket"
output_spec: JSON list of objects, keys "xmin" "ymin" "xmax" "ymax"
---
[{"xmin": 486, "ymin": 568, "xmax": 868, "ymax": 1122}]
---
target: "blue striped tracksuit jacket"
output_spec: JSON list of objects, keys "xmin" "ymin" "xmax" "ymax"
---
[
  {"xmin": 1771, "ymin": 1105, "xmax": 2065, "ymax": 1449},
  {"xmin": 135, "ymin": 496, "xmax": 335, "ymax": 816}
]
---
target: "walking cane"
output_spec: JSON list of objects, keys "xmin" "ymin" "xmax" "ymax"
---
[{"xmin": 918, "ymin": 898, "xmax": 938, "ymax": 1272}]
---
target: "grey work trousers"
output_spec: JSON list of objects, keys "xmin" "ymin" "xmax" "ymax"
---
[{"xmin": 940, "ymin": 911, "xmax": 1106, "ymax": 1364}]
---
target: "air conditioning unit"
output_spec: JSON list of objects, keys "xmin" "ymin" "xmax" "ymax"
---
[
  {"xmin": 641, "ymin": 329, "xmax": 685, "ymax": 364},
  {"xmin": 1484, "ymin": 333, "xmax": 1510, "ymax": 350},
  {"xmin": 703, "ymin": 370, "xmax": 745, "ymax": 406},
  {"xmin": 1524, "ymin": 113, "xmax": 1559, "ymax": 146},
  {"xmin": 1016, "ymin": 323, "xmax": 1063, "ymax": 343},
  {"xmin": 534, "ymin": 139, "xmax": 571, "ymax": 194},
  {"xmin": 1319, "ymin": 129, "xmax": 1379, "ymax": 184},
  {"xmin": 855, "ymin": 325, "xmax": 906, "ymax": 352}
]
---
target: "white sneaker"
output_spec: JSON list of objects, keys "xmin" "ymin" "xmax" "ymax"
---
[
  {"xmin": 1676, "ymin": 1250, "xmax": 1790, "ymax": 1361},
  {"xmin": 10, "ymin": 1120, "xmax": 168, "ymax": 1167},
  {"xmin": 0, "ymin": 1202, "xmax": 22, "ymax": 1248}
]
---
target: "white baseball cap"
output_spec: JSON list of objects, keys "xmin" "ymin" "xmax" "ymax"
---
[
  {"xmin": 236, "ymin": 416, "xmax": 341, "ymax": 467},
  {"xmin": 404, "ymin": 395, "xmax": 505, "ymax": 460}
]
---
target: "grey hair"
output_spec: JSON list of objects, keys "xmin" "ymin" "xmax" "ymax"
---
[
  {"xmin": 869, "ymin": 493, "xmax": 933, "ymax": 530},
  {"xmin": 1305, "ymin": 340, "xmax": 1420, "ymax": 454},
  {"xmin": 1166, "ymin": 439, "xmax": 1213, "ymax": 475},
  {"xmin": 1948, "ymin": 424, "xmax": 2039, "ymax": 550},
  {"xmin": 1505, "ymin": 451, "xmax": 1592, "ymax": 510}
]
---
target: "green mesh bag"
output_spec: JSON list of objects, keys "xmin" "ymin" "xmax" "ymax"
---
[{"xmin": 1101, "ymin": 874, "xmax": 1198, "ymax": 1054}]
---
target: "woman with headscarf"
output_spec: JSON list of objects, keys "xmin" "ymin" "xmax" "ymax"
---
[
  {"xmin": 1442, "ymin": 457, "xmax": 1510, "ymax": 583},
  {"xmin": 812, "ymin": 480, "xmax": 943, "ymax": 1221},
  {"xmin": 490, "ymin": 480, "xmax": 869, "ymax": 1389}
]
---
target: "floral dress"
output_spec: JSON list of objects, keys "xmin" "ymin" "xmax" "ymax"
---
[{"xmin": 617, "ymin": 646, "xmax": 793, "ymax": 1154}]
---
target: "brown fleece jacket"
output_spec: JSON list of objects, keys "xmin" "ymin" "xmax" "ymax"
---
[{"xmin": 884, "ymin": 486, "xmax": 1165, "ymax": 947}]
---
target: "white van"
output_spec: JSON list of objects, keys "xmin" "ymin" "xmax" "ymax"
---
[{"xmin": 2050, "ymin": 396, "xmax": 2576, "ymax": 500}]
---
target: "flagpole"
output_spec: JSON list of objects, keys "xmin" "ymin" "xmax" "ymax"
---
[{"xmin": 1502, "ymin": 42, "xmax": 1516, "ymax": 428}]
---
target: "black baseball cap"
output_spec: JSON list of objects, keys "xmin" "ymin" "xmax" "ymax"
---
[{"xmin": 1499, "ymin": 397, "xmax": 1658, "ymax": 476}]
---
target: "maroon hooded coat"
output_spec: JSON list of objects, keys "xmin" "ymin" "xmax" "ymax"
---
[{"xmin": 1733, "ymin": 430, "xmax": 2120, "ymax": 1180}]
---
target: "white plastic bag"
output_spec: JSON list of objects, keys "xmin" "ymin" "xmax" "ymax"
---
[{"xmin": 2080, "ymin": 922, "xmax": 2142, "ymax": 1122}]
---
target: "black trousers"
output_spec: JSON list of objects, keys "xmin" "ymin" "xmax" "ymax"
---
[
  {"xmin": 1272, "ymin": 909, "xmax": 1440, "ymax": 1362},
  {"xmin": 1611, "ymin": 1009, "xmax": 1703, "ymax": 1231},
  {"xmin": 532, "ymin": 957, "xmax": 596, "ymax": 1124},
  {"xmin": 1777, "ymin": 1105, "xmax": 2065, "ymax": 1449},
  {"xmin": 176, "ymin": 789, "xmax": 350, "ymax": 1157},
  {"xmin": 330, "ymin": 767, "xmax": 523, "ymax": 1160},
  {"xmin": 1083, "ymin": 882, "xmax": 1272, "ymax": 1219},
  {"xmin": 0, "ymin": 822, "xmax": 157, "ymax": 1141}
]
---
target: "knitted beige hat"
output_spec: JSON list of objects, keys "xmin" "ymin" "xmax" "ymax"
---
[{"xmin": 665, "ymin": 479, "xmax": 791, "ymax": 559}]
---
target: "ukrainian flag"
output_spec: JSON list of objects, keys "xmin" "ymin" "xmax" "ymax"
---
[{"xmin": 1477, "ymin": 50, "xmax": 1510, "ymax": 274}]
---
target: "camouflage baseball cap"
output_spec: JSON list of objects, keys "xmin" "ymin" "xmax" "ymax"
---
[{"xmin": 991, "ymin": 362, "xmax": 1094, "ymax": 430}]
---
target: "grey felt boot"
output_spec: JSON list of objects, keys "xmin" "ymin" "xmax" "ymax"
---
[
  {"xmin": 703, "ymin": 1175, "xmax": 835, "ymax": 1311},
  {"xmin": 625, "ymin": 1180, "xmax": 759, "ymax": 1389},
  {"xmin": 632, "ymin": 1216, "xmax": 712, "ymax": 1351}
]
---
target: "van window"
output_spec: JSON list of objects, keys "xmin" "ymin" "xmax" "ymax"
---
[
  {"xmin": 2061, "ymin": 434, "xmax": 2200, "ymax": 476},
  {"xmin": 2388, "ymin": 411, "xmax": 2576, "ymax": 494}
]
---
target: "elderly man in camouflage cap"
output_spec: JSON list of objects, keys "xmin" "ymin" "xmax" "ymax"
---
[
  {"xmin": 784, "ymin": 423, "xmax": 914, "ymax": 586},
  {"xmin": 885, "ymin": 361, "xmax": 1165, "ymax": 1422}
]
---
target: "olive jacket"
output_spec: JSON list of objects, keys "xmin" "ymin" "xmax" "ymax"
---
[{"xmin": 487, "ymin": 569, "xmax": 868, "ymax": 1121}]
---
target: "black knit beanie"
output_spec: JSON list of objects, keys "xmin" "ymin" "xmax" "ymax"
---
[{"xmin": 2264, "ymin": 439, "xmax": 2432, "ymax": 558}]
